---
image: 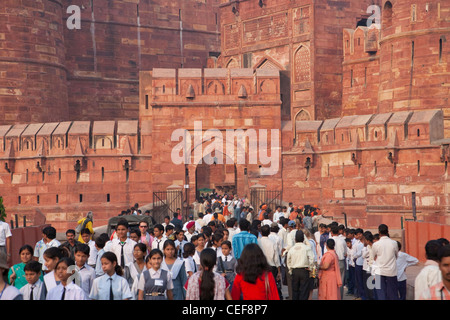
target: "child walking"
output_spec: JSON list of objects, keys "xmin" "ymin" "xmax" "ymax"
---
[
  {"xmin": 161, "ymin": 240, "xmax": 187, "ymax": 300},
  {"xmin": 183, "ymin": 242, "xmax": 197, "ymax": 278},
  {"xmin": 137, "ymin": 249, "xmax": 174, "ymax": 300},
  {"xmin": 124, "ymin": 243, "xmax": 147, "ymax": 300},
  {"xmin": 46, "ymin": 257, "xmax": 88, "ymax": 300},
  {"xmin": 19, "ymin": 261, "xmax": 46, "ymax": 300},
  {"xmin": 42, "ymin": 247, "xmax": 68, "ymax": 293},
  {"xmin": 74, "ymin": 243, "xmax": 96, "ymax": 297},
  {"xmin": 216, "ymin": 241, "xmax": 236, "ymax": 290},
  {"xmin": 89, "ymin": 251, "xmax": 133, "ymax": 300}
]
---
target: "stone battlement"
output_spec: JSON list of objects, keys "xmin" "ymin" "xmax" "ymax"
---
[
  {"xmin": 343, "ymin": 26, "xmax": 380, "ymax": 59},
  {"xmin": 147, "ymin": 68, "xmax": 280, "ymax": 104},
  {"xmin": 0, "ymin": 120, "xmax": 150, "ymax": 163},
  {"xmin": 295, "ymin": 109, "xmax": 444, "ymax": 149}
]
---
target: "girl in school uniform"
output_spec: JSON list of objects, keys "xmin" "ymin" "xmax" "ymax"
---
[
  {"xmin": 46, "ymin": 257, "xmax": 88, "ymax": 300},
  {"xmin": 124, "ymin": 243, "xmax": 147, "ymax": 300},
  {"xmin": 193, "ymin": 233, "xmax": 207, "ymax": 270},
  {"xmin": 161, "ymin": 240, "xmax": 187, "ymax": 300},
  {"xmin": 137, "ymin": 249, "xmax": 174, "ymax": 300},
  {"xmin": 42, "ymin": 247, "xmax": 68, "ymax": 293},
  {"xmin": 182, "ymin": 242, "xmax": 197, "ymax": 278},
  {"xmin": 89, "ymin": 251, "xmax": 132, "ymax": 300},
  {"xmin": 184, "ymin": 248, "xmax": 232, "ymax": 300}
]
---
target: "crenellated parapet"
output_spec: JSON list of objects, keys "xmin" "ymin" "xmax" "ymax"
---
[
  {"xmin": 0, "ymin": 120, "xmax": 147, "ymax": 175},
  {"xmin": 147, "ymin": 68, "xmax": 281, "ymax": 106}
]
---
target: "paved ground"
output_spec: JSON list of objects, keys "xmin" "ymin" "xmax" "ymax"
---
[{"xmin": 280, "ymin": 263, "xmax": 423, "ymax": 300}]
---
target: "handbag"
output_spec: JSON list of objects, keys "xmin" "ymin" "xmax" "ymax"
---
[{"xmin": 309, "ymin": 262, "xmax": 319, "ymax": 289}]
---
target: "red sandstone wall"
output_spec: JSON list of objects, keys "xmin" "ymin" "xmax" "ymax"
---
[
  {"xmin": 62, "ymin": 0, "xmax": 221, "ymax": 121},
  {"xmin": 285, "ymin": 110, "xmax": 449, "ymax": 230},
  {"xmin": 377, "ymin": 1, "xmax": 450, "ymax": 133},
  {"xmin": 0, "ymin": 0, "xmax": 69, "ymax": 124},
  {"xmin": 0, "ymin": 120, "xmax": 152, "ymax": 231},
  {"xmin": 218, "ymin": 0, "xmax": 380, "ymax": 124},
  {"xmin": 143, "ymin": 67, "xmax": 283, "ymax": 205}
]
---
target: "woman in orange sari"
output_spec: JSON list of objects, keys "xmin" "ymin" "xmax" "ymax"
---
[{"xmin": 318, "ymin": 239, "xmax": 343, "ymax": 300}]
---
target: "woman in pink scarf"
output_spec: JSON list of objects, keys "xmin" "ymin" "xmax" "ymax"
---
[{"xmin": 318, "ymin": 238, "xmax": 343, "ymax": 300}]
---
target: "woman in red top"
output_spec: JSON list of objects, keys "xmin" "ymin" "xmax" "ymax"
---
[{"xmin": 231, "ymin": 243, "xmax": 280, "ymax": 300}]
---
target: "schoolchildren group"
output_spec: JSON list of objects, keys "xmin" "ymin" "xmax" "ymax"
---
[{"xmin": 0, "ymin": 193, "xmax": 449, "ymax": 301}]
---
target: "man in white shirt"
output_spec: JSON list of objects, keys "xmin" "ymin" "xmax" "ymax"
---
[
  {"xmin": 202, "ymin": 208, "xmax": 213, "ymax": 225},
  {"xmin": 0, "ymin": 220, "xmax": 12, "ymax": 264},
  {"xmin": 331, "ymin": 225, "xmax": 347, "ymax": 299},
  {"xmin": 371, "ymin": 224, "xmax": 399, "ymax": 300},
  {"xmin": 414, "ymin": 239, "xmax": 442, "ymax": 300},
  {"xmin": 272, "ymin": 206, "xmax": 283, "ymax": 224}
]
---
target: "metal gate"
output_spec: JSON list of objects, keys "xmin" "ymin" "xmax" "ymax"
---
[
  {"xmin": 152, "ymin": 190, "xmax": 183, "ymax": 224},
  {"xmin": 250, "ymin": 188, "xmax": 283, "ymax": 219}
]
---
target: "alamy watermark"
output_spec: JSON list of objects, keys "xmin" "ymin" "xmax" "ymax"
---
[{"xmin": 171, "ymin": 121, "xmax": 280, "ymax": 176}]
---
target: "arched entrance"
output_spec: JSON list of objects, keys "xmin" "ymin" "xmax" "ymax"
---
[{"xmin": 195, "ymin": 161, "xmax": 237, "ymax": 199}]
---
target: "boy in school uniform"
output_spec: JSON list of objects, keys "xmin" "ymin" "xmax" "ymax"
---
[
  {"xmin": 94, "ymin": 236, "xmax": 107, "ymax": 277},
  {"xmin": 80, "ymin": 228, "xmax": 98, "ymax": 268},
  {"xmin": 20, "ymin": 261, "xmax": 46, "ymax": 300},
  {"xmin": 74, "ymin": 243, "xmax": 96, "ymax": 296},
  {"xmin": 174, "ymin": 229, "xmax": 188, "ymax": 258},
  {"xmin": 216, "ymin": 241, "xmax": 237, "ymax": 290},
  {"xmin": 106, "ymin": 219, "xmax": 137, "ymax": 269}
]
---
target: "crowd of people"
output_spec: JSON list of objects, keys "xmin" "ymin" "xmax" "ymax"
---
[{"xmin": 0, "ymin": 193, "xmax": 449, "ymax": 301}]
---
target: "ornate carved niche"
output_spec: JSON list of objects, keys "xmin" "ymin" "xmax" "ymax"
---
[{"xmin": 293, "ymin": 45, "xmax": 311, "ymax": 83}]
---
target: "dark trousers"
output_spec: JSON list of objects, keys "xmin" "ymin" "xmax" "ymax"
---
[
  {"xmin": 363, "ymin": 271, "xmax": 374, "ymax": 300},
  {"xmin": 398, "ymin": 279, "xmax": 407, "ymax": 300},
  {"xmin": 270, "ymin": 266, "xmax": 283, "ymax": 299},
  {"xmin": 347, "ymin": 266, "xmax": 355, "ymax": 294},
  {"xmin": 376, "ymin": 275, "xmax": 399, "ymax": 300},
  {"xmin": 355, "ymin": 265, "xmax": 365, "ymax": 299},
  {"xmin": 291, "ymin": 268, "xmax": 310, "ymax": 300}
]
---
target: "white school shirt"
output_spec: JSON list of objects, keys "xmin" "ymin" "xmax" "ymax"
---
[
  {"xmin": 396, "ymin": 251, "xmax": 418, "ymax": 282},
  {"xmin": 151, "ymin": 236, "xmax": 167, "ymax": 251},
  {"xmin": 0, "ymin": 285, "xmax": 22, "ymax": 300},
  {"xmin": 76, "ymin": 263, "xmax": 96, "ymax": 296},
  {"xmin": 47, "ymin": 282, "xmax": 88, "ymax": 300},
  {"xmin": 86, "ymin": 240, "xmax": 98, "ymax": 266},
  {"xmin": 89, "ymin": 273, "xmax": 133, "ymax": 300},
  {"xmin": 20, "ymin": 280, "xmax": 46, "ymax": 300},
  {"xmin": 371, "ymin": 236, "xmax": 398, "ymax": 277},
  {"xmin": 95, "ymin": 248, "xmax": 105, "ymax": 277},
  {"xmin": 184, "ymin": 256, "xmax": 197, "ymax": 276},
  {"xmin": 353, "ymin": 239, "xmax": 365, "ymax": 266},
  {"xmin": 106, "ymin": 238, "xmax": 137, "ymax": 268},
  {"xmin": 331, "ymin": 235, "xmax": 347, "ymax": 261}
]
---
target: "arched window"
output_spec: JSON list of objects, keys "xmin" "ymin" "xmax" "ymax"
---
[{"xmin": 383, "ymin": 2, "xmax": 393, "ymax": 29}]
